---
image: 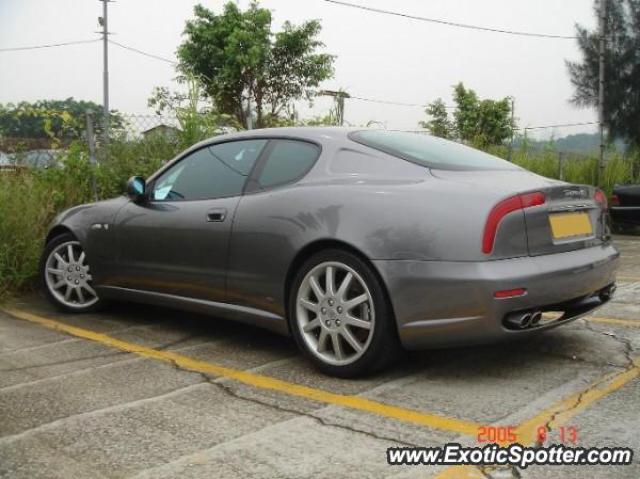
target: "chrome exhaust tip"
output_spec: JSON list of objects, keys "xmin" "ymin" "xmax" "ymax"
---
[
  {"xmin": 530, "ymin": 311, "xmax": 542, "ymax": 326},
  {"xmin": 505, "ymin": 312, "xmax": 533, "ymax": 330}
]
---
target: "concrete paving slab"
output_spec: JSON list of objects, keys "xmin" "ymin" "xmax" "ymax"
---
[
  {"xmin": 520, "ymin": 379, "xmax": 640, "ymax": 479},
  {"xmin": 0, "ymin": 312, "xmax": 71, "ymax": 353},
  {"xmin": 131, "ymin": 415, "xmax": 419, "ymax": 479},
  {"xmin": 0, "ymin": 357, "xmax": 203, "ymax": 437},
  {"xmin": 0, "ymin": 383, "xmax": 295, "ymax": 478}
]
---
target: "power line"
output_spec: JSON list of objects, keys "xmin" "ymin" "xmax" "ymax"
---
[
  {"xmin": 336, "ymin": 92, "xmax": 595, "ymax": 130},
  {"xmin": 108, "ymin": 40, "xmax": 177, "ymax": 65},
  {"xmin": 348, "ymin": 95, "xmax": 457, "ymax": 109},
  {"xmin": 349, "ymin": 95, "xmax": 427, "ymax": 108},
  {"xmin": 519, "ymin": 121, "xmax": 598, "ymax": 131},
  {"xmin": 0, "ymin": 39, "xmax": 99, "ymax": 52},
  {"xmin": 323, "ymin": 0, "xmax": 578, "ymax": 40}
]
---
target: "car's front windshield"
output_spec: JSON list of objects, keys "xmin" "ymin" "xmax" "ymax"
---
[{"xmin": 350, "ymin": 130, "xmax": 521, "ymax": 171}]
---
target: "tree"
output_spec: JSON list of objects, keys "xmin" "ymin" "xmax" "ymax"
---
[
  {"xmin": 420, "ymin": 83, "xmax": 513, "ymax": 147},
  {"xmin": 178, "ymin": 2, "xmax": 335, "ymax": 129},
  {"xmin": 419, "ymin": 99, "xmax": 451, "ymax": 138},
  {"xmin": 566, "ymin": 0, "xmax": 640, "ymax": 165},
  {"xmin": 0, "ymin": 98, "xmax": 122, "ymax": 140}
]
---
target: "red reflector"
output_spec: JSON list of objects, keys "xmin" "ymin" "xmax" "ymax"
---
[
  {"xmin": 594, "ymin": 189, "xmax": 608, "ymax": 209},
  {"xmin": 494, "ymin": 288, "xmax": 527, "ymax": 299},
  {"xmin": 482, "ymin": 192, "xmax": 545, "ymax": 254},
  {"xmin": 610, "ymin": 194, "xmax": 619, "ymax": 207}
]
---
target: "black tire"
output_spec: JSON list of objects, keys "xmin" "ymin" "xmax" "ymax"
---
[
  {"xmin": 288, "ymin": 248, "xmax": 400, "ymax": 377},
  {"xmin": 40, "ymin": 232, "xmax": 106, "ymax": 313}
]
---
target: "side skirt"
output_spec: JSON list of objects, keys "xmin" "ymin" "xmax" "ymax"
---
[{"xmin": 96, "ymin": 286, "xmax": 290, "ymax": 336}]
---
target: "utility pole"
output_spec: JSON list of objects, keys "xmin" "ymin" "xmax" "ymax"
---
[
  {"xmin": 85, "ymin": 111, "xmax": 99, "ymax": 202},
  {"xmin": 318, "ymin": 90, "xmax": 350, "ymax": 126},
  {"xmin": 558, "ymin": 151, "xmax": 565, "ymax": 181},
  {"xmin": 99, "ymin": 0, "xmax": 110, "ymax": 150},
  {"xmin": 507, "ymin": 96, "xmax": 515, "ymax": 162},
  {"xmin": 597, "ymin": 0, "xmax": 606, "ymax": 187}
]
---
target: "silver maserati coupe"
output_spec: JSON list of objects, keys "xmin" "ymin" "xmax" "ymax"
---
[{"xmin": 40, "ymin": 128, "xmax": 619, "ymax": 376}]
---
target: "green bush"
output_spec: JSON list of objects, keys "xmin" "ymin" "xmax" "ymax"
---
[{"xmin": 0, "ymin": 137, "xmax": 179, "ymax": 300}]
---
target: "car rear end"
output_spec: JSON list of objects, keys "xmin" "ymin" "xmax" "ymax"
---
[
  {"xmin": 482, "ymin": 182, "xmax": 617, "ymax": 326},
  {"xmin": 349, "ymin": 130, "xmax": 620, "ymax": 350},
  {"xmin": 383, "ymin": 179, "xmax": 619, "ymax": 349}
]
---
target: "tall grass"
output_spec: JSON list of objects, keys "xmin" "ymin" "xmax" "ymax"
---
[
  {"xmin": 488, "ymin": 144, "xmax": 637, "ymax": 195},
  {"xmin": 0, "ymin": 138, "xmax": 179, "ymax": 299}
]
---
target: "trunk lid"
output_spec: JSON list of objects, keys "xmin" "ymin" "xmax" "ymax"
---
[
  {"xmin": 524, "ymin": 183, "xmax": 607, "ymax": 256},
  {"xmin": 430, "ymin": 169, "xmax": 608, "ymax": 257}
]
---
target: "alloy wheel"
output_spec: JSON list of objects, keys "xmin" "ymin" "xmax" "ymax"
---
[
  {"xmin": 44, "ymin": 240, "xmax": 99, "ymax": 309},
  {"xmin": 296, "ymin": 261, "xmax": 375, "ymax": 366}
]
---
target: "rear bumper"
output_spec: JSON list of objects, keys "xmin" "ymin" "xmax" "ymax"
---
[
  {"xmin": 374, "ymin": 243, "xmax": 620, "ymax": 350},
  {"xmin": 610, "ymin": 206, "xmax": 640, "ymax": 226}
]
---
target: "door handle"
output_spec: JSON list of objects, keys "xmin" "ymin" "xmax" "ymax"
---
[{"xmin": 206, "ymin": 208, "xmax": 227, "ymax": 222}]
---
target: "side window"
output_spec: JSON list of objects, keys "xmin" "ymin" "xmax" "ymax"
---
[
  {"xmin": 255, "ymin": 140, "xmax": 319, "ymax": 190},
  {"xmin": 152, "ymin": 139, "xmax": 267, "ymax": 201}
]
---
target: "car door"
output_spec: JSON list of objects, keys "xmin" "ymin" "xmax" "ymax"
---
[
  {"xmin": 227, "ymin": 139, "xmax": 322, "ymax": 315},
  {"xmin": 113, "ymin": 139, "xmax": 268, "ymax": 302}
]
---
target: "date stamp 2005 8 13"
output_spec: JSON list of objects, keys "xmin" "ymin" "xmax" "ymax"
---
[{"xmin": 477, "ymin": 426, "xmax": 578, "ymax": 445}]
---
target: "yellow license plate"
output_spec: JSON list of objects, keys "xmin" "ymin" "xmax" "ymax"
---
[{"xmin": 549, "ymin": 212, "xmax": 593, "ymax": 239}]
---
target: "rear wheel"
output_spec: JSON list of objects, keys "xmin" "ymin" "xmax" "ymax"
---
[
  {"xmin": 40, "ymin": 233, "xmax": 104, "ymax": 313},
  {"xmin": 289, "ymin": 249, "xmax": 399, "ymax": 377}
]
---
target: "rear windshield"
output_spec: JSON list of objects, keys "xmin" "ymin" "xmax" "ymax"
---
[{"xmin": 349, "ymin": 130, "xmax": 520, "ymax": 171}]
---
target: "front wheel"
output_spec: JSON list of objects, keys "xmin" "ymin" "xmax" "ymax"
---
[
  {"xmin": 289, "ymin": 249, "xmax": 399, "ymax": 377},
  {"xmin": 40, "ymin": 233, "xmax": 104, "ymax": 313}
]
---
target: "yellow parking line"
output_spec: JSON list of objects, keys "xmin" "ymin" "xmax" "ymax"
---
[
  {"xmin": 433, "ymin": 466, "xmax": 486, "ymax": 479},
  {"xmin": 2, "ymin": 307, "xmax": 481, "ymax": 437},
  {"xmin": 586, "ymin": 316, "xmax": 640, "ymax": 327},
  {"xmin": 515, "ymin": 359, "xmax": 640, "ymax": 445},
  {"xmin": 618, "ymin": 275, "xmax": 640, "ymax": 283},
  {"xmin": 435, "ymin": 357, "xmax": 640, "ymax": 478}
]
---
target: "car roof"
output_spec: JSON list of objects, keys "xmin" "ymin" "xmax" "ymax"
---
[{"xmin": 203, "ymin": 126, "xmax": 362, "ymax": 145}]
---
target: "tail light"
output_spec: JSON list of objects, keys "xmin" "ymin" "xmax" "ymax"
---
[
  {"xmin": 594, "ymin": 189, "xmax": 608, "ymax": 209},
  {"xmin": 482, "ymin": 192, "xmax": 545, "ymax": 254},
  {"xmin": 609, "ymin": 194, "xmax": 619, "ymax": 207}
]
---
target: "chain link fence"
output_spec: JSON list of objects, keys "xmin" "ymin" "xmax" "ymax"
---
[
  {"xmin": 116, "ymin": 113, "xmax": 181, "ymax": 140},
  {"xmin": 0, "ymin": 112, "xmax": 182, "ymax": 168}
]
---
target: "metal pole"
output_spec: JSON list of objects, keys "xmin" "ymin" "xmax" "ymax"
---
[
  {"xmin": 508, "ymin": 97, "xmax": 515, "ymax": 162},
  {"xmin": 558, "ymin": 151, "xmax": 565, "ymax": 181},
  {"xmin": 597, "ymin": 0, "xmax": 606, "ymax": 187},
  {"xmin": 318, "ymin": 90, "xmax": 350, "ymax": 126},
  {"xmin": 101, "ymin": 0, "xmax": 110, "ymax": 150},
  {"xmin": 85, "ymin": 110, "xmax": 99, "ymax": 202}
]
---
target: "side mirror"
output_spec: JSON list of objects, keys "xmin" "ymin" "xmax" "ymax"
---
[{"xmin": 126, "ymin": 176, "xmax": 147, "ymax": 202}]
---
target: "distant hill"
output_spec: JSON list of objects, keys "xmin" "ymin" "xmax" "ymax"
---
[{"xmin": 514, "ymin": 133, "xmax": 627, "ymax": 154}]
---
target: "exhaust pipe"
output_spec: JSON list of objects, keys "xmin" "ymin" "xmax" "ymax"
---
[
  {"xmin": 505, "ymin": 312, "xmax": 532, "ymax": 329},
  {"xmin": 530, "ymin": 311, "xmax": 542, "ymax": 326},
  {"xmin": 599, "ymin": 284, "xmax": 616, "ymax": 302}
]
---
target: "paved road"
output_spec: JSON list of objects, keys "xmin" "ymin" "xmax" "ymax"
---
[{"xmin": 1, "ymin": 236, "xmax": 639, "ymax": 478}]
